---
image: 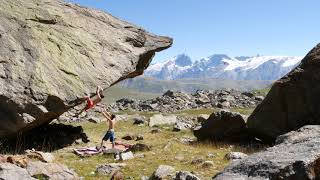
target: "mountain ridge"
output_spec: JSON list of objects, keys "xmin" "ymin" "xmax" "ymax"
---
[{"xmin": 145, "ymin": 54, "xmax": 302, "ymax": 80}]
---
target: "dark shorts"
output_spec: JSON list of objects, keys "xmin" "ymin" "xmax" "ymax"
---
[{"xmin": 103, "ymin": 130, "xmax": 115, "ymax": 143}]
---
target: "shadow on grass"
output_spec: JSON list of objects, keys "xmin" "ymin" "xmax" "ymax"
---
[
  {"xmin": 0, "ymin": 123, "xmax": 89, "ymax": 154},
  {"xmin": 192, "ymin": 139, "xmax": 269, "ymax": 155}
]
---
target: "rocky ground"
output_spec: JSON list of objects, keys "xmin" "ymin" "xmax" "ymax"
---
[
  {"xmin": 109, "ymin": 89, "xmax": 265, "ymax": 113},
  {"xmin": 0, "ymin": 105, "xmax": 262, "ymax": 179}
]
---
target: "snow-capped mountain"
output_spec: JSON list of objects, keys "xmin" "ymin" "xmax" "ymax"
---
[
  {"xmin": 145, "ymin": 54, "xmax": 302, "ymax": 80},
  {"xmin": 145, "ymin": 54, "xmax": 192, "ymax": 80}
]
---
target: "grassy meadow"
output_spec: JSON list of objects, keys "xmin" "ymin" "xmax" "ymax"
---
[{"xmin": 53, "ymin": 107, "xmax": 262, "ymax": 179}]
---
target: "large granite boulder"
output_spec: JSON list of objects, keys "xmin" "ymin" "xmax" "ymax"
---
[
  {"xmin": 0, "ymin": 163, "xmax": 36, "ymax": 180},
  {"xmin": 26, "ymin": 161, "xmax": 79, "ymax": 180},
  {"xmin": 0, "ymin": 0, "xmax": 172, "ymax": 137},
  {"xmin": 247, "ymin": 44, "xmax": 320, "ymax": 142},
  {"xmin": 213, "ymin": 125, "xmax": 320, "ymax": 180},
  {"xmin": 194, "ymin": 110, "xmax": 250, "ymax": 142}
]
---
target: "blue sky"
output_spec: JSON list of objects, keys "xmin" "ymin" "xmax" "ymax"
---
[{"xmin": 70, "ymin": 0, "xmax": 320, "ymax": 62}]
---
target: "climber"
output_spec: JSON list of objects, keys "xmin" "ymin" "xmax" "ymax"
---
[{"xmin": 74, "ymin": 86, "xmax": 104, "ymax": 117}]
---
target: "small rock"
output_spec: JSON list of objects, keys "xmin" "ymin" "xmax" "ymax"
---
[
  {"xmin": 58, "ymin": 116, "xmax": 69, "ymax": 123},
  {"xmin": 179, "ymin": 137, "xmax": 195, "ymax": 145},
  {"xmin": 150, "ymin": 129, "xmax": 161, "ymax": 134},
  {"xmin": 129, "ymin": 143, "xmax": 151, "ymax": 152},
  {"xmin": 174, "ymin": 171, "xmax": 201, "ymax": 180},
  {"xmin": 134, "ymin": 153, "xmax": 145, "ymax": 158},
  {"xmin": 174, "ymin": 155, "xmax": 184, "ymax": 161},
  {"xmin": 75, "ymin": 138, "xmax": 82, "ymax": 144},
  {"xmin": 115, "ymin": 114, "xmax": 129, "ymax": 121},
  {"xmin": 122, "ymin": 134, "xmax": 137, "ymax": 141},
  {"xmin": 254, "ymin": 96, "xmax": 264, "ymax": 101},
  {"xmin": 136, "ymin": 135, "xmax": 144, "ymax": 141},
  {"xmin": 173, "ymin": 121, "xmax": 191, "ymax": 131},
  {"xmin": 111, "ymin": 170, "xmax": 125, "ymax": 180},
  {"xmin": 242, "ymin": 92, "xmax": 254, "ymax": 98},
  {"xmin": 120, "ymin": 151, "xmax": 134, "ymax": 161},
  {"xmin": 207, "ymin": 153, "xmax": 217, "ymax": 158},
  {"xmin": 150, "ymin": 165, "xmax": 175, "ymax": 179},
  {"xmin": 191, "ymin": 157, "xmax": 204, "ymax": 165},
  {"xmin": 197, "ymin": 114, "xmax": 210, "ymax": 124},
  {"xmin": 141, "ymin": 176, "xmax": 149, "ymax": 180},
  {"xmin": 217, "ymin": 101, "xmax": 230, "ymax": 108},
  {"xmin": 202, "ymin": 161, "xmax": 214, "ymax": 168},
  {"xmin": 149, "ymin": 114, "xmax": 177, "ymax": 127},
  {"xmin": 163, "ymin": 142, "xmax": 172, "ymax": 151},
  {"xmin": 133, "ymin": 116, "xmax": 145, "ymax": 125},
  {"xmin": 96, "ymin": 163, "xmax": 126, "ymax": 175},
  {"xmin": 224, "ymin": 152, "xmax": 248, "ymax": 161}
]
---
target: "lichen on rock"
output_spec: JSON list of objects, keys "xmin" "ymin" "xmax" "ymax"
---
[{"xmin": 0, "ymin": 0, "xmax": 172, "ymax": 137}]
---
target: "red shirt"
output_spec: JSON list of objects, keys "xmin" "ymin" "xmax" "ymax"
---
[{"xmin": 85, "ymin": 98, "xmax": 94, "ymax": 110}]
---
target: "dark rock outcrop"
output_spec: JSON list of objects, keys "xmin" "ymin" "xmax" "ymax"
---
[
  {"xmin": 247, "ymin": 44, "xmax": 320, "ymax": 142},
  {"xmin": 213, "ymin": 125, "xmax": 320, "ymax": 180},
  {"xmin": 194, "ymin": 110, "xmax": 250, "ymax": 142},
  {"xmin": 0, "ymin": 0, "xmax": 172, "ymax": 137}
]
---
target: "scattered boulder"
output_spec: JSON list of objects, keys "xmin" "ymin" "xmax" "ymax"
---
[
  {"xmin": 174, "ymin": 171, "xmax": 201, "ymax": 180},
  {"xmin": 191, "ymin": 157, "xmax": 204, "ymax": 165},
  {"xmin": 247, "ymin": 44, "xmax": 320, "ymax": 142},
  {"xmin": 202, "ymin": 161, "xmax": 214, "ymax": 168},
  {"xmin": 26, "ymin": 161, "xmax": 78, "ymax": 180},
  {"xmin": 136, "ymin": 135, "xmax": 144, "ymax": 141},
  {"xmin": 217, "ymin": 101, "xmax": 230, "ymax": 108},
  {"xmin": 254, "ymin": 96, "xmax": 264, "ymax": 101},
  {"xmin": 197, "ymin": 114, "xmax": 210, "ymax": 124},
  {"xmin": 119, "ymin": 151, "xmax": 134, "ymax": 161},
  {"xmin": 213, "ymin": 125, "xmax": 320, "ymax": 180},
  {"xmin": 133, "ymin": 116, "xmax": 146, "ymax": 125},
  {"xmin": 115, "ymin": 114, "xmax": 130, "ymax": 122},
  {"xmin": 149, "ymin": 114, "xmax": 177, "ymax": 127},
  {"xmin": 173, "ymin": 121, "xmax": 192, "ymax": 131},
  {"xmin": 111, "ymin": 170, "xmax": 125, "ymax": 180},
  {"xmin": 224, "ymin": 152, "xmax": 248, "ymax": 161},
  {"xmin": 122, "ymin": 134, "xmax": 137, "ymax": 141},
  {"xmin": 129, "ymin": 143, "xmax": 151, "ymax": 152},
  {"xmin": 96, "ymin": 163, "xmax": 126, "ymax": 175},
  {"xmin": 194, "ymin": 110, "xmax": 251, "ymax": 142},
  {"xmin": 150, "ymin": 165, "xmax": 175, "ymax": 180}
]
